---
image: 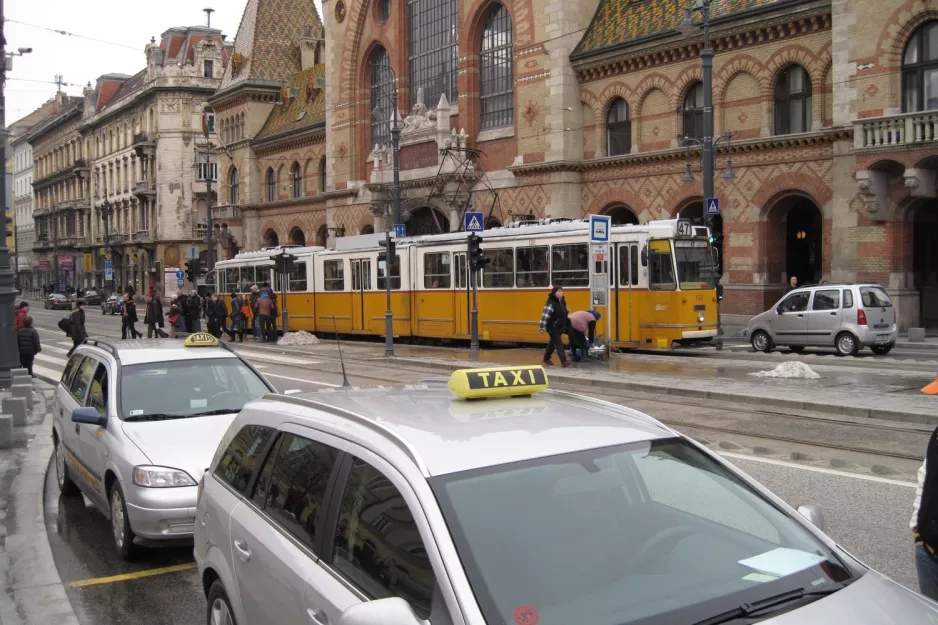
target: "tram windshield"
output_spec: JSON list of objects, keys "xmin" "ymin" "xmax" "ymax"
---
[{"xmin": 674, "ymin": 239, "xmax": 717, "ymax": 290}]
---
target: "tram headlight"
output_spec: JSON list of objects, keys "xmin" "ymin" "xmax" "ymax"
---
[{"xmin": 697, "ymin": 312, "xmax": 705, "ymax": 323}]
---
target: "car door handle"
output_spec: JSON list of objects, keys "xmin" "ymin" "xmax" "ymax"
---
[
  {"xmin": 797, "ymin": 314, "xmax": 804, "ymax": 318},
  {"xmin": 307, "ymin": 608, "xmax": 328, "ymax": 625},
  {"xmin": 233, "ymin": 540, "xmax": 251, "ymax": 561},
  {"xmin": 830, "ymin": 312, "xmax": 837, "ymax": 316}
]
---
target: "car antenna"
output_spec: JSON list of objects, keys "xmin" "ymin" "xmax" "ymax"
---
[{"xmin": 332, "ymin": 315, "xmax": 351, "ymax": 387}]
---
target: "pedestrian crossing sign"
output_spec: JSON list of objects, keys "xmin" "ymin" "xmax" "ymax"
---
[
  {"xmin": 464, "ymin": 212, "xmax": 484, "ymax": 232},
  {"xmin": 707, "ymin": 197, "xmax": 720, "ymax": 215}
]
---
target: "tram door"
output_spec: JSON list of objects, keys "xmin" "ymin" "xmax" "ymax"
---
[
  {"xmin": 350, "ymin": 258, "xmax": 371, "ymax": 331},
  {"xmin": 453, "ymin": 253, "xmax": 470, "ymax": 336},
  {"xmin": 613, "ymin": 243, "xmax": 638, "ymax": 343}
]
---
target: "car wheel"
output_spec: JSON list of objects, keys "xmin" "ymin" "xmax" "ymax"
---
[
  {"xmin": 109, "ymin": 483, "xmax": 137, "ymax": 560},
  {"xmin": 207, "ymin": 580, "xmax": 237, "ymax": 625},
  {"xmin": 835, "ymin": 332, "xmax": 859, "ymax": 357},
  {"xmin": 750, "ymin": 330, "xmax": 772, "ymax": 353},
  {"xmin": 871, "ymin": 344, "xmax": 894, "ymax": 356},
  {"xmin": 54, "ymin": 439, "xmax": 80, "ymax": 496},
  {"xmin": 788, "ymin": 345, "xmax": 805, "ymax": 354}
]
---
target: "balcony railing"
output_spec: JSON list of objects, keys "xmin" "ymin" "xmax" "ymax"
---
[
  {"xmin": 133, "ymin": 230, "xmax": 154, "ymax": 243},
  {"xmin": 133, "ymin": 181, "xmax": 156, "ymax": 197},
  {"xmin": 854, "ymin": 110, "xmax": 938, "ymax": 149},
  {"xmin": 212, "ymin": 205, "xmax": 241, "ymax": 220},
  {"xmin": 132, "ymin": 132, "xmax": 154, "ymax": 146},
  {"xmin": 58, "ymin": 236, "xmax": 81, "ymax": 248},
  {"xmin": 55, "ymin": 199, "xmax": 90, "ymax": 211}
]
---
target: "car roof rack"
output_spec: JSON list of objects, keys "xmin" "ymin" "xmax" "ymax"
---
[{"xmin": 82, "ymin": 338, "xmax": 119, "ymax": 361}]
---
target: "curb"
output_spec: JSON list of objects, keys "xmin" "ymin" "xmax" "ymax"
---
[{"xmin": 390, "ymin": 356, "xmax": 938, "ymax": 426}]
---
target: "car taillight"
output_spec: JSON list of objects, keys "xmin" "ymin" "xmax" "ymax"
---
[
  {"xmin": 196, "ymin": 474, "xmax": 205, "ymax": 506},
  {"xmin": 857, "ymin": 309, "xmax": 867, "ymax": 326}
]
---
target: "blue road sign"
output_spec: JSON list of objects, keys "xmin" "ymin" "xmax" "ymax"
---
[
  {"xmin": 589, "ymin": 214, "xmax": 611, "ymax": 243},
  {"xmin": 464, "ymin": 211, "xmax": 484, "ymax": 232},
  {"xmin": 176, "ymin": 270, "xmax": 185, "ymax": 279},
  {"xmin": 707, "ymin": 197, "xmax": 720, "ymax": 215},
  {"xmin": 104, "ymin": 259, "xmax": 113, "ymax": 280},
  {"xmin": 392, "ymin": 224, "xmax": 406, "ymax": 238},
  {"xmin": 177, "ymin": 278, "xmax": 184, "ymax": 288}
]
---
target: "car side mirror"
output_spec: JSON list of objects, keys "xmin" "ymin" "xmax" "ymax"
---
[
  {"xmin": 640, "ymin": 245, "xmax": 648, "ymax": 267},
  {"xmin": 71, "ymin": 406, "xmax": 107, "ymax": 428},
  {"xmin": 797, "ymin": 504, "xmax": 826, "ymax": 532},
  {"xmin": 338, "ymin": 598, "xmax": 423, "ymax": 625}
]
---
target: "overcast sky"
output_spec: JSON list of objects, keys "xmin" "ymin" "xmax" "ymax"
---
[{"xmin": 6, "ymin": 0, "xmax": 323, "ymax": 124}]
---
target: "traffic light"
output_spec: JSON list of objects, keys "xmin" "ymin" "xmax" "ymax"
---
[
  {"xmin": 378, "ymin": 234, "xmax": 396, "ymax": 264},
  {"xmin": 277, "ymin": 253, "xmax": 297, "ymax": 274},
  {"xmin": 716, "ymin": 284, "xmax": 724, "ymax": 302},
  {"xmin": 185, "ymin": 260, "xmax": 196, "ymax": 283},
  {"xmin": 467, "ymin": 233, "xmax": 489, "ymax": 270}
]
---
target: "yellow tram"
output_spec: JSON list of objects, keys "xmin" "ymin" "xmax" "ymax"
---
[{"xmin": 210, "ymin": 218, "xmax": 719, "ymax": 350}]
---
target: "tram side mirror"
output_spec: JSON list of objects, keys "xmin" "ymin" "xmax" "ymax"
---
[{"xmin": 640, "ymin": 246, "xmax": 648, "ymax": 267}]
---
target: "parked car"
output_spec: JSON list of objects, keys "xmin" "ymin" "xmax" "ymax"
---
[
  {"xmin": 748, "ymin": 283, "xmax": 898, "ymax": 356},
  {"xmin": 83, "ymin": 290, "xmax": 103, "ymax": 306},
  {"xmin": 44, "ymin": 293, "xmax": 73, "ymax": 310},
  {"xmin": 101, "ymin": 295, "xmax": 122, "ymax": 315}
]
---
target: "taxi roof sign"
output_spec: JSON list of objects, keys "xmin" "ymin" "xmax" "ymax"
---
[
  {"xmin": 448, "ymin": 366, "xmax": 548, "ymax": 400},
  {"xmin": 184, "ymin": 332, "xmax": 220, "ymax": 347}
]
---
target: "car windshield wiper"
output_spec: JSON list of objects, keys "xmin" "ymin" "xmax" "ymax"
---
[
  {"xmin": 187, "ymin": 408, "xmax": 242, "ymax": 417},
  {"xmin": 123, "ymin": 413, "xmax": 189, "ymax": 422},
  {"xmin": 691, "ymin": 582, "xmax": 850, "ymax": 625}
]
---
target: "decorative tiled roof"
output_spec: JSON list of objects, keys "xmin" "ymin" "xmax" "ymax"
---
[
  {"xmin": 219, "ymin": 0, "xmax": 324, "ymax": 91},
  {"xmin": 572, "ymin": 0, "xmax": 782, "ymax": 59},
  {"xmin": 254, "ymin": 64, "xmax": 326, "ymax": 141}
]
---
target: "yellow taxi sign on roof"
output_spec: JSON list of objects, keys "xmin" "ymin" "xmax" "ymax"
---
[
  {"xmin": 184, "ymin": 332, "xmax": 220, "ymax": 347},
  {"xmin": 448, "ymin": 366, "xmax": 548, "ymax": 400}
]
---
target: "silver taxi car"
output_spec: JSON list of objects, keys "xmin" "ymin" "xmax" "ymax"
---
[
  {"xmin": 748, "ymin": 283, "xmax": 898, "ymax": 356},
  {"xmin": 53, "ymin": 334, "xmax": 276, "ymax": 559},
  {"xmin": 195, "ymin": 365, "xmax": 938, "ymax": 625}
]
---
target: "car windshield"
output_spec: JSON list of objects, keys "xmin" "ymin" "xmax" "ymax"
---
[
  {"xmin": 860, "ymin": 286, "xmax": 892, "ymax": 308},
  {"xmin": 674, "ymin": 240, "xmax": 717, "ymax": 289},
  {"xmin": 119, "ymin": 358, "xmax": 271, "ymax": 421},
  {"xmin": 52, "ymin": 294, "xmax": 65, "ymax": 300},
  {"xmin": 431, "ymin": 438, "xmax": 853, "ymax": 625}
]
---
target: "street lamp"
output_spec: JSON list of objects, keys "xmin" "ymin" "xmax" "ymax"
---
[
  {"xmin": 98, "ymin": 176, "xmax": 114, "ymax": 293},
  {"xmin": 369, "ymin": 61, "xmax": 402, "ymax": 229}
]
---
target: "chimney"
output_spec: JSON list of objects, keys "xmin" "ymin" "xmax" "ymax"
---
[{"xmin": 300, "ymin": 25, "xmax": 320, "ymax": 70}]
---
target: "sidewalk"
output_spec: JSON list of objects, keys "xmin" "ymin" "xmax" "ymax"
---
[{"xmin": 0, "ymin": 378, "xmax": 80, "ymax": 625}]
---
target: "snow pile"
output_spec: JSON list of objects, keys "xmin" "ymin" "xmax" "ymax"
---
[
  {"xmin": 278, "ymin": 331, "xmax": 320, "ymax": 346},
  {"xmin": 750, "ymin": 361, "xmax": 820, "ymax": 379}
]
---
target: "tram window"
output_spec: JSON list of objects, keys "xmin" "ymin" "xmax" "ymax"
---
[
  {"xmin": 226, "ymin": 268, "xmax": 240, "ymax": 292},
  {"xmin": 618, "ymin": 248, "xmax": 630, "ymax": 286},
  {"xmin": 289, "ymin": 263, "xmax": 307, "ymax": 292},
  {"xmin": 631, "ymin": 244, "xmax": 639, "ymax": 285},
  {"xmin": 378, "ymin": 255, "xmax": 401, "ymax": 290},
  {"xmin": 240, "ymin": 266, "xmax": 257, "ymax": 292},
  {"xmin": 482, "ymin": 249, "xmax": 514, "ymax": 288},
  {"xmin": 455, "ymin": 255, "xmax": 467, "ymax": 289},
  {"xmin": 424, "ymin": 252, "xmax": 451, "ymax": 288},
  {"xmin": 551, "ymin": 244, "xmax": 589, "ymax": 287},
  {"xmin": 323, "ymin": 260, "xmax": 345, "ymax": 291},
  {"xmin": 216, "ymin": 269, "xmax": 225, "ymax": 292},
  {"xmin": 516, "ymin": 246, "xmax": 549, "ymax": 287},
  {"xmin": 648, "ymin": 240, "xmax": 676, "ymax": 291}
]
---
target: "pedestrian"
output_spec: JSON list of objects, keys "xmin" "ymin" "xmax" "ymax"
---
[
  {"xmin": 175, "ymin": 289, "xmax": 190, "ymax": 333},
  {"xmin": 121, "ymin": 293, "xmax": 143, "ymax": 339},
  {"xmin": 249, "ymin": 285, "xmax": 261, "ymax": 340},
  {"xmin": 209, "ymin": 292, "xmax": 232, "ymax": 339},
  {"xmin": 15, "ymin": 301, "xmax": 29, "ymax": 330},
  {"xmin": 67, "ymin": 299, "xmax": 88, "ymax": 356},
  {"xmin": 17, "ymin": 316, "xmax": 41, "ymax": 377},
  {"xmin": 167, "ymin": 297, "xmax": 184, "ymax": 339},
  {"xmin": 568, "ymin": 309, "xmax": 601, "ymax": 362},
  {"xmin": 144, "ymin": 293, "xmax": 169, "ymax": 338},
  {"xmin": 256, "ymin": 290, "xmax": 276, "ymax": 342},
  {"xmin": 538, "ymin": 286, "xmax": 570, "ymax": 367},
  {"xmin": 913, "ymin": 427, "xmax": 938, "ymax": 601},
  {"xmin": 188, "ymin": 290, "xmax": 202, "ymax": 332},
  {"xmin": 228, "ymin": 292, "xmax": 246, "ymax": 342},
  {"xmin": 787, "ymin": 276, "xmax": 799, "ymax": 292}
]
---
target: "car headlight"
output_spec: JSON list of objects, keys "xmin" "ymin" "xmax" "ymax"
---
[
  {"xmin": 697, "ymin": 312, "xmax": 705, "ymax": 323},
  {"xmin": 133, "ymin": 465, "xmax": 197, "ymax": 488}
]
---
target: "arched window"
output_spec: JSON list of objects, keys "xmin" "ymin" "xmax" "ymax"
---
[
  {"xmin": 266, "ymin": 168, "xmax": 276, "ymax": 202},
  {"xmin": 606, "ymin": 98, "xmax": 631, "ymax": 156},
  {"xmin": 229, "ymin": 167, "xmax": 239, "ymax": 205},
  {"xmin": 903, "ymin": 21, "xmax": 938, "ymax": 112},
  {"xmin": 316, "ymin": 225, "xmax": 328, "ymax": 247},
  {"xmin": 264, "ymin": 229, "xmax": 279, "ymax": 247},
  {"xmin": 682, "ymin": 82, "xmax": 704, "ymax": 143},
  {"xmin": 360, "ymin": 224, "xmax": 375, "ymax": 235},
  {"xmin": 289, "ymin": 227, "xmax": 305, "ymax": 246},
  {"xmin": 775, "ymin": 65, "xmax": 812, "ymax": 134},
  {"xmin": 408, "ymin": 0, "xmax": 458, "ymax": 109},
  {"xmin": 369, "ymin": 46, "xmax": 393, "ymax": 149},
  {"xmin": 319, "ymin": 157, "xmax": 327, "ymax": 193},
  {"xmin": 291, "ymin": 162, "xmax": 302, "ymax": 198},
  {"xmin": 480, "ymin": 4, "xmax": 514, "ymax": 129}
]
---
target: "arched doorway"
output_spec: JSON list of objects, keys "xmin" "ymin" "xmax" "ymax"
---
[
  {"xmin": 602, "ymin": 205, "xmax": 639, "ymax": 225},
  {"xmin": 407, "ymin": 207, "xmax": 449, "ymax": 236},
  {"xmin": 264, "ymin": 229, "xmax": 279, "ymax": 248},
  {"xmin": 360, "ymin": 224, "xmax": 375, "ymax": 235},
  {"xmin": 484, "ymin": 216, "xmax": 502, "ymax": 229},
  {"xmin": 676, "ymin": 201, "xmax": 704, "ymax": 225},
  {"xmin": 289, "ymin": 227, "xmax": 305, "ymax": 247},
  {"xmin": 765, "ymin": 195, "xmax": 823, "ymax": 286},
  {"xmin": 912, "ymin": 200, "xmax": 938, "ymax": 329}
]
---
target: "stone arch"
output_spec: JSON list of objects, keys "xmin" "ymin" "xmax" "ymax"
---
[
  {"xmin": 597, "ymin": 82, "xmax": 636, "ymax": 111},
  {"xmin": 714, "ymin": 55, "xmax": 765, "ymax": 104},
  {"xmin": 289, "ymin": 226, "xmax": 306, "ymax": 247},
  {"xmin": 721, "ymin": 70, "xmax": 762, "ymax": 138},
  {"xmin": 405, "ymin": 206, "xmax": 450, "ymax": 236},
  {"xmin": 753, "ymin": 172, "xmax": 832, "ymax": 218},
  {"xmin": 360, "ymin": 224, "xmax": 375, "ymax": 235},
  {"xmin": 760, "ymin": 191, "xmax": 826, "ymax": 287},
  {"xmin": 601, "ymin": 203, "xmax": 640, "ymax": 225},
  {"xmin": 262, "ymin": 227, "xmax": 280, "ymax": 248},
  {"xmin": 586, "ymin": 187, "xmax": 646, "ymax": 221},
  {"xmin": 634, "ymin": 73, "xmax": 674, "ymax": 110},
  {"xmin": 315, "ymin": 224, "xmax": 328, "ymax": 248},
  {"xmin": 762, "ymin": 46, "xmax": 821, "ymax": 100},
  {"xmin": 877, "ymin": 5, "xmax": 938, "ymax": 70},
  {"xmin": 638, "ymin": 87, "xmax": 672, "ymax": 151},
  {"xmin": 672, "ymin": 66, "xmax": 704, "ymax": 111},
  {"xmin": 671, "ymin": 195, "xmax": 705, "ymax": 220}
]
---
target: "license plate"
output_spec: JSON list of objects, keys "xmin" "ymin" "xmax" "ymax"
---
[{"xmin": 876, "ymin": 335, "xmax": 890, "ymax": 343}]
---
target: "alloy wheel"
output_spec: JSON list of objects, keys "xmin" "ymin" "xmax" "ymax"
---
[
  {"xmin": 211, "ymin": 598, "xmax": 234, "ymax": 625},
  {"xmin": 111, "ymin": 489, "xmax": 125, "ymax": 549}
]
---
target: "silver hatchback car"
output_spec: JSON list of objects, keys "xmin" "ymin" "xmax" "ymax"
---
[
  {"xmin": 195, "ymin": 365, "xmax": 938, "ymax": 625},
  {"xmin": 748, "ymin": 284, "xmax": 898, "ymax": 356},
  {"xmin": 53, "ymin": 335, "xmax": 276, "ymax": 559}
]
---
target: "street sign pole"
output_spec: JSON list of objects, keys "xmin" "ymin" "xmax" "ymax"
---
[
  {"xmin": 469, "ymin": 264, "xmax": 479, "ymax": 361},
  {"xmin": 588, "ymin": 214, "xmax": 612, "ymax": 359}
]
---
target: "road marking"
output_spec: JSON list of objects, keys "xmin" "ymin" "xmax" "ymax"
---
[
  {"xmin": 234, "ymin": 348, "xmax": 320, "ymax": 366},
  {"xmin": 64, "ymin": 562, "xmax": 198, "ymax": 588},
  {"xmin": 36, "ymin": 353, "xmax": 68, "ymax": 366},
  {"xmin": 720, "ymin": 451, "xmax": 917, "ymax": 487},
  {"xmin": 264, "ymin": 373, "xmax": 340, "ymax": 388},
  {"xmin": 34, "ymin": 364, "xmax": 62, "ymax": 381}
]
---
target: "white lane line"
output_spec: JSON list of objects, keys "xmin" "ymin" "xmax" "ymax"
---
[
  {"xmin": 263, "ymin": 373, "xmax": 339, "ymax": 388},
  {"xmin": 254, "ymin": 365, "xmax": 268, "ymax": 369},
  {"xmin": 720, "ymin": 451, "xmax": 917, "ymax": 487},
  {"xmin": 34, "ymin": 364, "xmax": 62, "ymax": 381},
  {"xmin": 35, "ymin": 353, "xmax": 68, "ymax": 367},
  {"xmin": 234, "ymin": 349, "xmax": 320, "ymax": 366},
  {"xmin": 41, "ymin": 344, "xmax": 71, "ymax": 355}
]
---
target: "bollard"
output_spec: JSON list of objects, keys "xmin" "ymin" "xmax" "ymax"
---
[
  {"xmin": 1, "ymin": 397, "xmax": 27, "ymax": 426},
  {"xmin": 0, "ymin": 414, "xmax": 11, "ymax": 449},
  {"xmin": 11, "ymin": 374, "xmax": 31, "ymax": 388},
  {"xmin": 910, "ymin": 327, "xmax": 927, "ymax": 343},
  {"xmin": 11, "ymin": 384, "xmax": 32, "ymax": 411},
  {"xmin": 11, "ymin": 368, "xmax": 28, "ymax": 378}
]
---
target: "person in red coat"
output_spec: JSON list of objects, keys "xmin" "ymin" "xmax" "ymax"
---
[{"xmin": 15, "ymin": 301, "xmax": 28, "ymax": 330}]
